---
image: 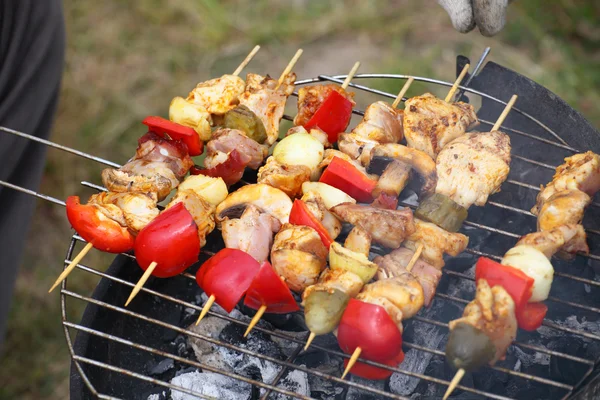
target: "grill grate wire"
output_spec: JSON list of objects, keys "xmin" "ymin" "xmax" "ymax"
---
[{"xmin": 1, "ymin": 60, "xmax": 599, "ymax": 399}]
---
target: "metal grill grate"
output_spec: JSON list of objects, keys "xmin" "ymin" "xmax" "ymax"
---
[{"xmin": 1, "ymin": 53, "xmax": 599, "ymax": 400}]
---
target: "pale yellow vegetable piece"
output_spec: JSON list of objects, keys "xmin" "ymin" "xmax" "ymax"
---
[
  {"xmin": 501, "ymin": 245, "xmax": 554, "ymax": 302},
  {"xmin": 178, "ymin": 175, "xmax": 228, "ymax": 207},
  {"xmin": 169, "ymin": 96, "xmax": 212, "ymax": 141},
  {"xmin": 329, "ymin": 242, "xmax": 378, "ymax": 283},
  {"xmin": 273, "ymin": 132, "xmax": 324, "ymax": 171}
]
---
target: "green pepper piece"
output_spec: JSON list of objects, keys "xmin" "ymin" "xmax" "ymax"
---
[
  {"xmin": 304, "ymin": 288, "xmax": 349, "ymax": 335},
  {"xmin": 223, "ymin": 105, "xmax": 267, "ymax": 144},
  {"xmin": 415, "ymin": 193, "xmax": 468, "ymax": 232},
  {"xmin": 446, "ymin": 322, "xmax": 496, "ymax": 371}
]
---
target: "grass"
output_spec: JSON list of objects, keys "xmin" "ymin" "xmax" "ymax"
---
[{"xmin": 1, "ymin": 1, "xmax": 598, "ymax": 399}]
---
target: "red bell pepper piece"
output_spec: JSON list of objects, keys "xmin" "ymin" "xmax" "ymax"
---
[
  {"xmin": 337, "ymin": 298, "xmax": 403, "ymax": 363},
  {"xmin": 196, "ymin": 248, "xmax": 261, "ymax": 313},
  {"xmin": 190, "ymin": 149, "xmax": 251, "ymax": 186},
  {"xmin": 134, "ymin": 202, "xmax": 201, "ymax": 278},
  {"xmin": 143, "ymin": 116, "xmax": 203, "ymax": 156},
  {"xmin": 66, "ymin": 196, "xmax": 135, "ymax": 253},
  {"xmin": 517, "ymin": 302, "xmax": 548, "ymax": 331},
  {"xmin": 343, "ymin": 349, "xmax": 405, "ymax": 380},
  {"xmin": 243, "ymin": 262, "xmax": 299, "ymax": 314},
  {"xmin": 289, "ymin": 199, "xmax": 333, "ymax": 248},
  {"xmin": 304, "ymin": 90, "xmax": 353, "ymax": 143},
  {"xmin": 319, "ymin": 157, "xmax": 377, "ymax": 203}
]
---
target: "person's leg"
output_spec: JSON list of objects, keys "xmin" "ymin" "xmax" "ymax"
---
[{"xmin": 0, "ymin": 0, "xmax": 65, "ymax": 350}]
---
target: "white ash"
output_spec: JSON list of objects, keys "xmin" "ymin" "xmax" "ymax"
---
[
  {"xmin": 146, "ymin": 394, "xmax": 161, "ymax": 400},
  {"xmin": 170, "ymin": 370, "xmax": 251, "ymax": 400},
  {"xmin": 260, "ymin": 368, "xmax": 310, "ymax": 400},
  {"xmin": 508, "ymin": 346, "xmax": 550, "ymax": 369}
]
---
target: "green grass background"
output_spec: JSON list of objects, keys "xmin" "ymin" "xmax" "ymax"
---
[{"xmin": 1, "ymin": 1, "xmax": 599, "ymax": 398}]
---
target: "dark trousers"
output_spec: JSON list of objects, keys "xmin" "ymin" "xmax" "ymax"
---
[{"xmin": 0, "ymin": 0, "xmax": 65, "ymax": 350}]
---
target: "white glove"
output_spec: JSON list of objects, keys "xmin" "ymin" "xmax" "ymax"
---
[{"xmin": 437, "ymin": 0, "xmax": 511, "ymax": 37}]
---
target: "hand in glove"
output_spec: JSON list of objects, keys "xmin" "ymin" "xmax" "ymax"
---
[{"xmin": 438, "ymin": 0, "xmax": 512, "ymax": 37}]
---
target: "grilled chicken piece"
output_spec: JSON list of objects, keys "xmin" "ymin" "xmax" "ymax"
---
[
  {"xmin": 360, "ymin": 275, "xmax": 424, "ymax": 319},
  {"xmin": 166, "ymin": 190, "xmax": 216, "ymax": 247},
  {"xmin": 344, "ymin": 226, "xmax": 372, "ymax": 256},
  {"xmin": 102, "ymin": 133, "xmax": 194, "ymax": 201},
  {"xmin": 356, "ymin": 292, "xmax": 404, "ymax": 333},
  {"xmin": 449, "ymin": 280, "xmax": 517, "ymax": 364},
  {"xmin": 186, "ymin": 74, "xmax": 245, "ymax": 115},
  {"xmin": 331, "ymin": 203, "xmax": 416, "ymax": 249},
  {"xmin": 517, "ymin": 224, "xmax": 589, "ymax": 258},
  {"xmin": 338, "ymin": 133, "xmax": 380, "ymax": 166},
  {"xmin": 294, "ymin": 84, "xmax": 356, "ymax": 127},
  {"xmin": 532, "ymin": 151, "xmax": 600, "ymax": 215},
  {"xmin": 372, "ymin": 160, "xmax": 411, "ymax": 199},
  {"xmin": 271, "ymin": 224, "xmax": 328, "ymax": 293},
  {"xmin": 403, "ymin": 218, "xmax": 469, "ymax": 268},
  {"xmin": 303, "ymin": 269, "xmax": 364, "ymax": 301},
  {"xmin": 538, "ymin": 190, "xmax": 590, "ymax": 231},
  {"xmin": 221, "ymin": 205, "xmax": 281, "ymax": 263},
  {"xmin": 435, "ymin": 131, "xmax": 511, "ymax": 209},
  {"xmin": 301, "ymin": 191, "xmax": 342, "ymax": 240},
  {"xmin": 352, "ymin": 101, "xmax": 404, "ymax": 143},
  {"xmin": 257, "ymin": 156, "xmax": 311, "ymax": 198},
  {"xmin": 88, "ymin": 191, "xmax": 159, "ymax": 233},
  {"xmin": 374, "ymin": 247, "xmax": 442, "ymax": 307},
  {"xmin": 370, "ymin": 144, "xmax": 437, "ymax": 197},
  {"xmin": 404, "ymin": 93, "xmax": 478, "ymax": 159},
  {"xmin": 204, "ymin": 129, "xmax": 268, "ymax": 170},
  {"xmin": 239, "ymin": 73, "xmax": 296, "ymax": 145}
]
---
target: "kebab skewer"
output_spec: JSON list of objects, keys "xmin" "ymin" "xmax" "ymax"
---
[{"xmin": 443, "ymin": 149, "xmax": 600, "ymax": 399}]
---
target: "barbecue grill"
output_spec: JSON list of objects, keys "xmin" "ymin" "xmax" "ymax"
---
[{"xmin": 1, "ymin": 49, "xmax": 599, "ymax": 400}]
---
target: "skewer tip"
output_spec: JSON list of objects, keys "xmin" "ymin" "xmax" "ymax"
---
[
  {"xmin": 341, "ymin": 347, "xmax": 362, "ymax": 379},
  {"xmin": 244, "ymin": 304, "xmax": 267, "ymax": 337},
  {"xmin": 49, "ymin": 242, "xmax": 94, "ymax": 293},
  {"xmin": 341, "ymin": 61, "xmax": 361, "ymax": 90},
  {"xmin": 232, "ymin": 45, "xmax": 261, "ymax": 77},
  {"xmin": 444, "ymin": 63, "xmax": 470, "ymax": 103},
  {"xmin": 491, "ymin": 94, "xmax": 518, "ymax": 131},
  {"xmin": 391, "ymin": 77, "xmax": 415, "ymax": 109},
  {"xmin": 125, "ymin": 261, "xmax": 157, "ymax": 307},
  {"xmin": 195, "ymin": 294, "xmax": 216, "ymax": 325},
  {"xmin": 443, "ymin": 368, "xmax": 466, "ymax": 400},
  {"xmin": 304, "ymin": 332, "xmax": 316, "ymax": 351}
]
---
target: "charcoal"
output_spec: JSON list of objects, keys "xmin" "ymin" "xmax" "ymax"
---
[
  {"xmin": 170, "ymin": 370, "xmax": 251, "ymax": 400},
  {"xmin": 303, "ymin": 354, "xmax": 345, "ymax": 399},
  {"xmin": 346, "ymin": 375, "xmax": 386, "ymax": 400},
  {"xmin": 147, "ymin": 358, "xmax": 174, "ymax": 376},
  {"xmin": 260, "ymin": 368, "xmax": 310, "ymax": 400}
]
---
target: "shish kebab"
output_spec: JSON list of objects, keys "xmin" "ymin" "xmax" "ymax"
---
[
  {"xmin": 443, "ymin": 150, "xmax": 600, "ymax": 400},
  {"xmin": 333, "ymin": 94, "xmax": 516, "ymax": 380}
]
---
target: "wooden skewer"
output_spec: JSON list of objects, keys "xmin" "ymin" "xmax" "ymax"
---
[
  {"xmin": 125, "ymin": 261, "xmax": 157, "ymax": 306},
  {"xmin": 492, "ymin": 94, "xmax": 518, "ymax": 131},
  {"xmin": 49, "ymin": 242, "xmax": 94, "ymax": 293},
  {"xmin": 406, "ymin": 243, "xmax": 424, "ymax": 273},
  {"xmin": 341, "ymin": 62, "xmax": 361, "ymax": 90},
  {"xmin": 276, "ymin": 49, "xmax": 303, "ymax": 89},
  {"xmin": 341, "ymin": 347, "xmax": 362, "ymax": 379},
  {"xmin": 232, "ymin": 45, "xmax": 261, "ymax": 77},
  {"xmin": 444, "ymin": 63, "xmax": 470, "ymax": 103},
  {"xmin": 391, "ymin": 77, "xmax": 415, "ymax": 109},
  {"xmin": 443, "ymin": 368, "xmax": 466, "ymax": 400},
  {"xmin": 304, "ymin": 332, "xmax": 316, "ymax": 351},
  {"xmin": 244, "ymin": 304, "xmax": 267, "ymax": 337},
  {"xmin": 196, "ymin": 294, "xmax": 216, "ymax": 325}
]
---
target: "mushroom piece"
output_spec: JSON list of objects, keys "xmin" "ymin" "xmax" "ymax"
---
[
  {"xmin": 215, "ymin": 183, "xmax": 293, "ymax": 226},
  {"xmin": 369, "ymin": 143, "xmax": 437, "ymax": 197},
  {"xmin": 344, "ymin": 226, "xmax": 371, "ymax": 257}
]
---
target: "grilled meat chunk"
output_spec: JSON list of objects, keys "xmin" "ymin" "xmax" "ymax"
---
[
  {"xmin": 374, "ymin": 247, "xmax": 442, "ymax": 307},
  {"xmin": 532, "ymin": 151, "xmax": 600, "ymax": 214},
  {"xmin": 370, "ymin": 144, "xmax": 437, "ymax": 197},
  {"xmin": 331, "ymin": 203, "xmax": 416, "ymax": 249},
  {"xmin": 257, "ymin": 156, "xmax": 311, "ymax": 198},
  {"xmin": 102, "ymin": 132, "xmax": 193, "ymax": 201},
  {"xmin": 435, "ymin": 130, "xmax": 511, "ymax": 209},
  {"xmin": 301, "ymin": 191, "xmax": 342, "ymax": 240},
  {"xmin": 186, "ymin": 74, "xmax": 245, "ymax": 115},
  {"xmin": 538, "ymin": 190, "xmax": 590, "ymax": 231},
  {"xmin": 303, "ymin": 268, "xmax": 364, "ymax": 301},
  {"xmin": 517, "ymin": 224, "xmax": 589, "ymax": 258},
  {"xmin": 403, "ymin": 218, "xmax": 469, "ymax": 268},
  {"xmin": 221, "ymin": 205, "xmax": 281, "ymax": 263},
  {"xmin": 337, "ymin": 133, "xmax": 380, "ymax": 166},
  {"xmin": 239, "ymin": 73, "xmax": 296, "ymax": 145},
  {"xmin": 166, "ymin": 189, "xmax": 216, "ymax": 247},
  {"xmin": 88, "ymin": 191, "xmax": 159, "ymax": 233},
  {"xmin": 360, "ymin": 275, "xmax": 424, "ymax": 320},
  {"xmin": 449, "ymin": 280, "xmax": 517, "ymax": 364},
  {"xmin": 204, "ymin": 129, "xmax": 268, "ymax": 170},
  {"xmin": 404, "ymin": 93, "xmax": 478, "ymax": 159},
  {"xmin": 294, "ymin": 84, "xmax": 356, "ymax": 127},
  {"xmin": 372, "ymin": 160, "xmax": 411, "ymax": 199},
  {"xmin": 352, "ymin": 101, "xmax": 404, "ymax": 144},
  {"xmin": 271, "ymin": 224, "xmax": 328, "ymax": 293}
]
